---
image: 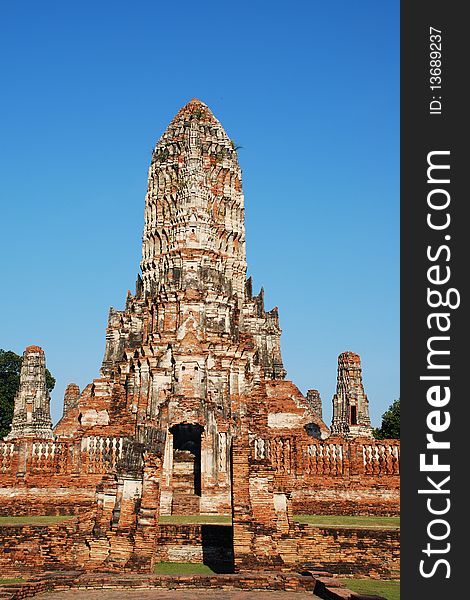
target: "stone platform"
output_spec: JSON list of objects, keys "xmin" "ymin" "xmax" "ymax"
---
[
  {"xmin": 6, "ymin": 590, "xmax": 322, "ymax": 600},
  {"xmin": 0, "ymin": 572, "xmax": 385, "ymax": 600}
]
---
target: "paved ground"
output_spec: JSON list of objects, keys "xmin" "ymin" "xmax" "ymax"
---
[{"xmin": 37, "ymin": 590, "xmax": 321, "ymax": 599}]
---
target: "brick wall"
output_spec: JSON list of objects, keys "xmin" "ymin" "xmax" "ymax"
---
[
  {"xmin": 232, "ymin": 430, "xmax": 400, "ymax": 577},
  {"xmin": 290, "ymin": 523, "xmax": 400, "ymax": 576},
  {"xmin": 233, "ymin": 516, "xmax": 399, "ymax": 577},
  {"xmin": 249, "ymin": 435, "xmax": 400, "ymax": 516},
  {"xmin": 0, "ymin": 437, "xmax": 127, "ymax": 516},
  {"xmin": 154, "ymin": 524, "xmax": 233, "ymax": 571},
  {"xmin": 0, "ymin": 514, "xmax": 94, "ymax": 577},
  {"xmin": 0, "ymin": 488, "xmax": 96, "ymax": 516}
]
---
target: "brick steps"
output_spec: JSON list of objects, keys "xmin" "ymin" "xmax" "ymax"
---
[
  {"xmin": 171, "ymin": 494, "xmax": 200, "ymax": 515},
  {"xmin": 1, "ymin": 571, "xmax": 319, "ymax": 598},
  {"xmin": 171, "ymin": 451, "xmax": 200, "ymax": 516},
  {"xmin": 0, "ymin": 572, "xmax": 388, "ymax": 599},
  {"xmin": 154, "ymin": 524, "xmax": 233, "ymax": 572}
]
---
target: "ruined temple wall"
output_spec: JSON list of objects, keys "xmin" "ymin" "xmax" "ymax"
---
[
  {"xmin": 246, "ymin": 380, "xmax": 330, "ymax": 440},
  {"xmin": 0, "ymin": 513, "xmax": 95, "ymax": 577},
  {"xmin": 0, "ymin": 437, "xmax": 126, "ymax": 478},
  {"xmin": 0, "ymin": 437, "xmax": 127, "ymax": 515},
  {"xmin": 0, "ymin": 450, "xmax": 165, "ymax": 576},
  {"xmin": 234, "ymin": 520, "xmax": 400, "ymax": 577},
  {"xmin": 54, "ymin": 379, "xmax": 137, "ymax": 439},
  {"xmin": 154, "ymin": 524, "xmax": 233, "ymax": 566},
  {"xmin": 231, "ymin": 431, "xmax": 400, "ymax": 576},
  {"xmin": 290, "ymin": 523, "xmax": 399, "ymax": 577},
  {"xmin": 248, "ymin": 432, "xmax": 400, "ymax": 515},
  {"xmin": 0, "ymin": 487, "xmax": 98, "ymax": 516},
  {"xmin": 290, "ymin": 486, "xmax": 399, "ymax": 516},
  {"xmin": 0, "ymin": 434, "xmax": 399, "ymax": 516}
]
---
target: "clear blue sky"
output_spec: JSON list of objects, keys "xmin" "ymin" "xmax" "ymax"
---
[{"xmin": 0, "ymin": 1, "xmax": 399, "ymax": 427}]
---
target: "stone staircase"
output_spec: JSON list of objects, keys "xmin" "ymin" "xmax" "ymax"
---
[{"xmin": 171, "ymin": 450, "xmax": 200, "ymax": 515}]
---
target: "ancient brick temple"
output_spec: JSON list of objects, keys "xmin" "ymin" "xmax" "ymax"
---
[
  {"xmin": 6, "ymin": 346, "xmax": 53, "ymax": 440},
  {"xmin": 0, "ymin": 99, "xmax": 399, "ymax": 577},
  {"xmin": 331, "ymin": 352, "xmax": 373, "ymax": 438}
]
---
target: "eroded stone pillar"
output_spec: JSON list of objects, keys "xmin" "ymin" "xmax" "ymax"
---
[
  {"xmin": 331, "ymin": 351, "xmax": 372, "ymax": 438},
  {"xmin": 63, "ymin": 383, "xmax": 80, "ymax": 416},
  {"xmin": 159, "ymin": 430, "xmax": 173, "ymax": 515},
  {"xmin": 306, "ymin": 389, "xmax": 323, "ymax": 420},
  {"xmin": 6, "ymin": 346, "xmax": 53, "ymax": 440}
]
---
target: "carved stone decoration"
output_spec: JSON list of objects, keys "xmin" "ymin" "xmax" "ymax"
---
[
  {"xmin": 63, "ymin": 383, "xmax": 80, "ymax": 416},
  {"xmin": 306, "ymin": 389, "xmax": 323, "ymax": 419},
  {"xmin": 0, "ymin": 100, "xmax": 399, "ymax": 577},
  {"xmin": 331, "ymin": 351, "xmax": 373, "ymax": 438},
  {"xmin": 6, "ymin": 346, "xmax": 53, "ymax": 440}
]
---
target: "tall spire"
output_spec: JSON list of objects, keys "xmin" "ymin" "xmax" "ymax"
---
[
  {"xmin": 6, "ymin": 346, "xmax": 53, "ymax": 440},
  {"xmin": 141, "ymin": 99, "xmax": 246, "ymax": 298},
  {"xmin": 331, "ymin": 351, "xmax": 372, "ymax": 438},
  {"xmin": 102, "ymin": 99, "xmax": 286, "ymax": 384}
]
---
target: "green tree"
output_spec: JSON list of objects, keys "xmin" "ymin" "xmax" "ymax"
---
[
  {"xmin": 0, "ymin": 349, "xmax": 55, "ymax": 438},
  {"xmin": 373, "ymin": 398, "xmax": 400, "ymax": 440}
]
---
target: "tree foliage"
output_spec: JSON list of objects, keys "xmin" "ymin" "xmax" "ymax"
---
[
  {"xmin": 373, "ymin": 398, "xmax": 400, "ymax": 440},
  {"xmin": 0, "ymin": 349, "xmax": 55, "ymax": 438}
]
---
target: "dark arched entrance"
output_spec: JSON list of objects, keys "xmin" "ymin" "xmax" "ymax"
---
[{"xmin": 170, "ymin": 423, "xmax": 203, "ymax": 496}]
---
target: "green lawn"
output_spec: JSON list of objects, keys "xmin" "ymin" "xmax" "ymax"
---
[
  {"xmin": 154, "ymin": 562, "xmax": 216, "ymax": 575},
  {"xmin": 294, "ymin": 514, "xmax": 400, "ymax": 528},
  {"xmin": 0, "ymin": 515, "xmax": 76, "ymax": 525},
  {"xmin": 0, "ymin": 578, "xmax": 24, "ymax": 584},
  {"xmin": 340, "ymin": 578, "xmax": 399, "ymax": 600},
  {"xmin": 159, "ymin": 514, "xmax": 232, "ymax": 525}
]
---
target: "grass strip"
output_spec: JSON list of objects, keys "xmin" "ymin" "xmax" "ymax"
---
[
  {"xmin": 154, "ymin": 562, "xmax": 216, "ymax": 575},
  {"xmin": 158, "ymin": 514, "xmax": 232, "ymax": 525},
  {"xmin": 294, "ymin": 514, "xmax": 400, "ymax": 528},
  {"xmin": 339, "ymin": 578, "xmax": 400, "ymax": 600},
  {"xmin": 0, "ymin": 515, "xmax": 76, "ymax": 525}
]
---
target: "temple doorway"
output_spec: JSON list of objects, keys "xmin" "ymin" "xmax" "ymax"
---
[{"xmin": 169, "ymin": 423, "xmax": 203, "ymax": 514}]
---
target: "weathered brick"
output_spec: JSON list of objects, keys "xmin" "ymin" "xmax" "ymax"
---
[{"xmin": 0, "ymin": 100, "xmax": 399, "ymax": 579}]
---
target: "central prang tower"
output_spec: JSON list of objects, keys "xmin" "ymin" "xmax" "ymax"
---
[
  {"xmin": 141, "ymin": 99, "xmax": 247, "ymax": 299},
  {"xmin": 2, "ymin": 99, "xmax": 395, "ymax": 577},
  {"xmin": 57, "ymin": 98, "xmax": 327, "ymax": 516},
  {"xmin": 101, "ymin": 99, "xmax": 285, "ymax": 386}
]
